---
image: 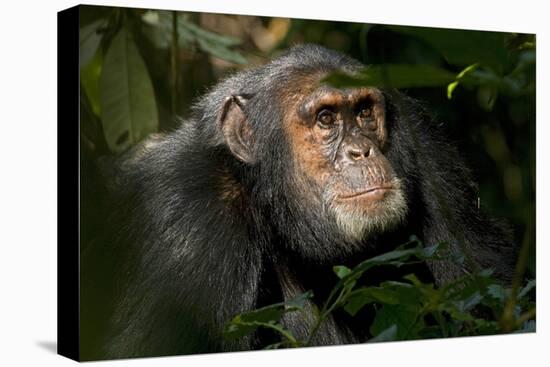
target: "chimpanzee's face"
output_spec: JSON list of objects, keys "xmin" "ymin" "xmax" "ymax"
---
[{"xmin": 284, "ymin": 85, "xmax": 408, "ymax": 241}]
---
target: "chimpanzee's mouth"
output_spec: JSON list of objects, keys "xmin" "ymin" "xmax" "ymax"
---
[{"xmin": 337, "ymin": 185, "xmax": 394, "ymax": 201}]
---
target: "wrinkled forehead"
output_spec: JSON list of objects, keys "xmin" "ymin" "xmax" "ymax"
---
[
  {"xmin": 276, "ymin": 69, "xmax": 381, "ymax": 107},
  {"xmin": 300, "ymin": 86, "xmax": 384, "ymax": 111}
]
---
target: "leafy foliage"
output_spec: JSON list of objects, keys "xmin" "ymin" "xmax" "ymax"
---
[
  {"xmin": 225, "ymin": 291, "xmax": 313, "ymax": 348},
  {"xmin": 99, "ymin": 28, "xmax": 159, "ymax": 153},
  {"xmin": 224, "ymin": 239, "xmax": 535, "ymax": 348},
  {"xmin": 79, "ymin": 6, "xmax": 248, "ymax": 155},
  {"xmin": 325, "ymin": 29, "xmax": 535, "ymax": 111},
  {"xmin": 141, "ymin": 10, "xmax": 247, "ymax": 64}
]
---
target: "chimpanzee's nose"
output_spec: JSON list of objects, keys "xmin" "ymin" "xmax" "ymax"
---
[{"xmin": 345, "ymin": 144, "xmax": 373, "ymax": 161}]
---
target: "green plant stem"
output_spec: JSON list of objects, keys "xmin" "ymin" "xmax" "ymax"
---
[
  {"xmin": 304, "ymin": 309, "xmax": 329, "ymax": 346},
  {"xmin": 305, "ymin": 286, "xmax": 348, "ymax": 346},
  {"xmin": 359, "ymin": 24, "xmax": 371, "ymax": 63},
  {"xmin": 262, "ymin": 324, "xmax": 300, "ymax": 347},
  {"xmin": 500, "ymin": 234, "xmax": 532, "ymax": 332},
  {"xmin": 434, "ymin": 311, "xmax": 449, "ymax": 337},
  {"xmin": 170, "ymin": 11, "xmax": 179, "ymax": 116}
]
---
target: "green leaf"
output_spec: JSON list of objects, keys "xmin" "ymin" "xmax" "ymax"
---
[
  {"xmin": 264, "ymin": 342, "xmax": 285, "ymax": 349},
  {"xmin": 81, "ymin": 48, "xmax": 103, "ymax": 117},
  {"xmin": 343, "ymin": 292, "xmax": 375, "ymax": 316},
  {"xmin": 417, "ymin": 244, "xmax": 442, "ymax": 259},
  {"xmin": 142, "ymin": 11, "xmax": 196, "ymax": 49},
  {"xmin": 447, "ymin": 81, "xmax": 459, "ymax": 99},
  {"xmin": 418, "ymin": 325, "xmax": 443, "ymax": 339},
  {"xmin": 333, "ymin": 265, "xmax": 352, "ymax": 279},
  {"xmin": 388, "ymin": 26, "xmax": 509, "ymax": 72},
  {"xmin": 402, "ymin": 273, "xmax": 425, "ymax": 287},
  {"xmin": 237, "ymin": 307, "xmax": 285, "ymax": 325},
  {"xmin": 225, "ymin": 317, "xmax": 299, "ymax": 346},
  {"xmin": 473, "ymin": 319, "xmax": 500, "ymax": 335},
  {"xmin": 100, "ymin": 28, "xmax": 159, "ymax": 153},
  {"xmin": 477, "ymin": 84, "xmax": 498, "ymax": 111},
  {"xmin": 286, "ymin": 290, "xmax": 314, "ymax": 310},
  {"xmin": 518, "ymin": 279, "xmax": 535, "ymax": 299},
  {"xmin": 196, "ymin": 38, "xmax": 248, "ymax": 65},
  {"xmin": 370, "ymin": 304, "xmax": 422, "ymax": 340},
  {"xmin": 79, "ymin": 18, "xmax": 105, "ymax": 67},
  {"xmin": 369, "ymin": 324, "xmax": 398, "ymax": 343},
  {"xmin": 141, "ymin": 10, "xmax": 246, "ymax": 64},
  {"xmin": 223, "ymin": 318, "xmax": 263, "ymax": 341},
  {"xmin": 329, "ymin": 242, "xmax": 441, "ymax": 311},
  {"xmin": 461, "ymin": 291, "xmax": 484, "ymax": 311},
  {"xmin": 486, "ymin": 284, "xmax": 508, "ymax": 302},
  {"xmin": 343, "ymin": 281, "xmax": 422, "ymax": 316},
  {"xmin": 446, "ymin": 308, "xmax": 474, "ymax": 322},
  {"xmin": 224, "ymin": 291, "xmax": 313, "ymax": 342},
  {"xmin": 447, "ymin": 63, "xmax": 479, "ymax": 99},
  {"xmin": 325, "ymin": 65, "xmax": 457, "ymax": 89},
  {"xmin": 181, "ymin": 19, "xmax": 242, "ymax": 47}
]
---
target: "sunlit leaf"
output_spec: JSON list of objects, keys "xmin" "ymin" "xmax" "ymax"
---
[
  {"xmin": 447, "ymin": 63, "xmax": 479, "ymax": 99},
  {"xmin": 447, "ymin": 81, "xmax": 459, "ymax": 99},
  {"xmin": 333, "ymin": 265, "xmax": 352, "ymax": 279}
]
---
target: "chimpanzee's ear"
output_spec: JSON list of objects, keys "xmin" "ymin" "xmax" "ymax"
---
[{"xmin": 218, "ymin": 95, "xmax": 256, "ymax": 164}]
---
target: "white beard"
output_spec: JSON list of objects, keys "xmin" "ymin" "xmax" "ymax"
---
[{"xmin": 330, "ymin": 178, "xmax": 408, "ymax": 242}]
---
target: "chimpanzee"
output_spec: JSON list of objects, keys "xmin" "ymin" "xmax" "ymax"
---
[{"xmin": 81, "ymin": 44, "xmax": 516, "ymax": 360}]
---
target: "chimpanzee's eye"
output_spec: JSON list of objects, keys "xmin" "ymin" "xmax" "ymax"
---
[
  {"xmin": 317, "ymin": 109, "xmax": 336, "ymax": 128},
  {"xmin": 357, "ymin": 103, "xmax": 377, "ymax": 130},
  {"xmin": 359, "ymin": 107, "xmax": 372, "ymax": 119}
]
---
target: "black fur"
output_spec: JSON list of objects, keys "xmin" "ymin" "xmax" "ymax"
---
[{"xmin": 81, "ymin": 44, "xmax": 516, "ymax": 360}]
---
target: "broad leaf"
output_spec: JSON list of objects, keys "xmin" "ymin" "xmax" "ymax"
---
[
  {"xmin": 388, "ymin": 26, "xmax": 509, "ymax": 72},
  {"xmin": 343, "ymin": 282, "xmax": 420, "ymax": 316},
  {"xmin": 80, "ymin": 48, "xmax": 102, "ymax": 116},
  {"xmin": 141, "ymin": 10, "xmax": 247, "ymax": 64},
  {"xmin": 100, "ymin": 28, "xmax": 159, "ymax": 153},
  {"xmin": 325, "ymin": 65, "xmax": 458, "ymax": 89},
  {"xmin": 224, "ymin": 291, "xmax": 313, "ymax": 341},
  {"xmin": 370, "ymin": 304, "xmax": 423, "ymax": 340},
  {"xmin": 79, "ymin": 18, "xmax": 105, "ymax": 67},
  {"xmin": 181, "ymin": 20, "xmax": 242, "ymax": 47},
  {"xmin": 197, "ymin": 38, "xmax": 248, "ymax": 65}
]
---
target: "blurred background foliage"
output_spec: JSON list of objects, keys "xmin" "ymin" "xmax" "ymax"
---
[{"xmin": 79, "ymin": 5, "xmax": 535, "ymax": 277}]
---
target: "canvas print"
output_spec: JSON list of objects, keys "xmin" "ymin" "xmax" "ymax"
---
[{"xmin": 58, "ymin": 4, "xmax": 536, "ymax": 361}]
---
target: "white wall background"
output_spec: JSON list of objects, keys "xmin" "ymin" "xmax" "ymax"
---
[{"xmin": 0, "ymin": 0, "xmax": 546, "ymax": 366}]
